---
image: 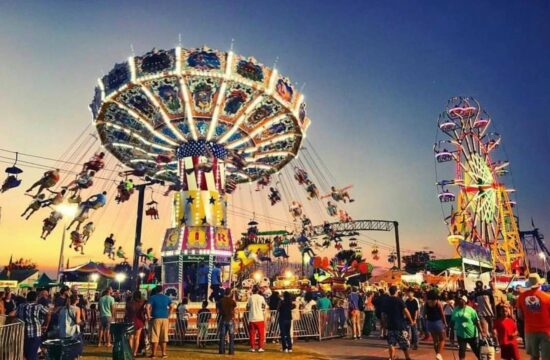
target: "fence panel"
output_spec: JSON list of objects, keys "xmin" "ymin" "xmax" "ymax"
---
[
  {"xmin": 82, "ymin": 308, "xmax": 331, "ymax": 344},
  {"xmin": 0, "ymin": 316, "xmax": 25, "ymax": 360}
]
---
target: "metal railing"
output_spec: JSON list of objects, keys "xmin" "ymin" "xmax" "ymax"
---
[
  {"xmin": 0, "ymin": 315, "xmax": 24, "ymax": 360},
  {"xmin": 81, "ymin": 307, "xmax": 347, "ymax": 344}
]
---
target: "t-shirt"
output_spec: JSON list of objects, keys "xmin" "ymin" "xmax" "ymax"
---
[
  {"xmin": 177, "ymin": 303, "xmax": 187, "ymax": 319},
  {"xmin": 474, "ymin": 289, "xmax": 495, "ymax": 317},
  {"xmin": 219, "ymin": 296, "xmax": 237, "ymax": 322},
  {"xmin": 348, "ymin": 292, "xmax": 360, "ymax": 311},
  {"xmin": 278, "ymin": 301, "xmax": 294, "ymax": 322},
  {"xmin": 517, "ymin": 288, "xmax": 550, "ymax": 335},
  {"xmin": 451, "ymin": 305, "xmax": 479, "ymax": 339},
  {"xmin": 98, "ymin": 295, "xmax": 115, "ymax": 318},
  {"xmin": 247, "ymin": 294, "xmax": 266, "ymax": 322},
  {"xmin": 405, "ymin": 298, "xmax": 419, "ymax": 319},
  {"xmin": 317, "ymin": 297, "xmax": 332, "ymax": 312},
  {"xmin": 198, "ymin": 266, "xmax": 209, "ymax": 285},
  {"xmin": 197, "ymin": 308, "xmax": 211, "ymax": 324},
  {"xmin": 148, "ymin": 294, "xmax": 172, "ymax": 319},
  {"xmin": 494, "ymin": 317, "xmax": 518, "ymax": 345},
  {"xmin": 384, "ymin": 296, "xmax": 407, "ymax": 331},
  {"xmin": 210, "ymin": 267, "xmax": 221, "ymax": 285},
  {"xmin": 302, "ymin": 299, "xmax": 316, "ymax": 312}
]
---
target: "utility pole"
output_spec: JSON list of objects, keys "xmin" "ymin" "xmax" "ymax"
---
[{"xmin": 393, "ymin": 221, "xmax": 401, "ymax": 270}]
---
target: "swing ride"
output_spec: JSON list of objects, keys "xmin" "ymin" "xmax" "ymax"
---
[
  {"xmin": 90, "ymin": 46, "xmax": 311, "ymax": 298},
  {"xmin": 434, "ymin": 96, "xmax": 526, "ymax": 274}
]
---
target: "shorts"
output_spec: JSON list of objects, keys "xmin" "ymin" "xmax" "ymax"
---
[
  {"xmin": 150, "ymin": 318, "xmax": 169, "ymax": 343},
  {"xmin": 525, "ymin": 332, "xmax": 550, "ymax": 359},
  {"xmin": 387, "ymin": 329, "xmax": 410, "ymax": 350},
  {"xmin": 100, "ymin": 316, "xmax": 112, "ymax": 329},
  {"xmin": 426, "ymin": 319, "xmax": 446, "ymax": 334}
]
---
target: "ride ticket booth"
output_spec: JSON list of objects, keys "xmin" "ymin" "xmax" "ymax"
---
[{"xmin": 161, "ymin": 226, "xmax": 233, "ymax": 301}]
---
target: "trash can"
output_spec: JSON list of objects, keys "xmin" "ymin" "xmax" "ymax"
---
[
  {"xmin": 111, "ymin": 322, "xmax": 135, "ymax": 360},
  {"xmin": 43, "ymin": 337, "xmax": 81, "ymax": 360}
]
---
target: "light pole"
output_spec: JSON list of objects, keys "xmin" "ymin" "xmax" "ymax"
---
[
  {"xmin": 115, "ymin": 272, "xmax": 126, "ymax": 291},
  {"xmin": 138, "ymin": 272, "xmax": 145, "ymax": 290},
  {"xmin": 539, "ymin": 252, "xmax": 547, "ymax": 274},
  {"xmin": 55, "ymin": 203, "xmax": 78, "ymax": 281},
  {"xmin": 89, "ymin": 273, "xmax": 99, "ymax": 300}
]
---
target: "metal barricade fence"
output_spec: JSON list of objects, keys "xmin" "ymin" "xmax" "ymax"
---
[
  {"xmin": 0, "ymin": 315, "xmax": 25, "ymax": 360},
  {"xmin": 81, "ymin": 307, "xmax": 347, "ymax": 344},
  {"xmin": 170, "ymin": 309, "xmax": 322, "ymax": 343}
]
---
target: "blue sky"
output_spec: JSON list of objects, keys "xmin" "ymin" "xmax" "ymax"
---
[{"xmin": 0, "ymin": 1, "xmax": 548, "ymax": 269}]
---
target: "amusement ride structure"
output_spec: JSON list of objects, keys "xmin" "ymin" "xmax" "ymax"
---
[
  {"xmin": 434, "ymin": 96, "xmax": 525, "ymax": 274},
  {"xmin": 89, "ymin": 46, "xmax": 312, "ymax": 297},
  {"xmin": 0, "ymin": 43, "xmax": 414, "ymax": 299}
]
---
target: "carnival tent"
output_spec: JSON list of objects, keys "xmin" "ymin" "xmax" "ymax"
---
[
  {"xmin": 63, "ymin": 261, "xmax": 116, "ymax": 279},
  {"xmin": 33, "ymin": 273, "xmax": 58, "ymax": 289}
]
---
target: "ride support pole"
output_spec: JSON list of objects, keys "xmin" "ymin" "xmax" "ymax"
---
[
  {"xmin": 132, "ymin": 185, "xmax": 146, "ymax": 290},
  {"xmin": 56, "ymin": 225, "xmax": 67, "ymax": 281},
  {"xmin": 393, "ymin": 221, "xmax": 401, "ymax": 270}
]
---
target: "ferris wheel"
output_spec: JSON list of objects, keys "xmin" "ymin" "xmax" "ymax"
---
[{"xmin": 434, "ymin": 96, "xmax": 525, "ymax": 274}]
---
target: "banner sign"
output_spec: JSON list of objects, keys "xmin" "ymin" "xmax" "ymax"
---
[{"xmin": 458, "ymin": 241, "xmax": 493, "ymax": 266}]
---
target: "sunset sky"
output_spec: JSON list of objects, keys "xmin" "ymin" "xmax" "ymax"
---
[{"xmin": 0, "ymin": 1, "xmax": 548, "ymax": 275}]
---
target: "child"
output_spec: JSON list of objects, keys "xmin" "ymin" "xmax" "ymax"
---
[
  {"xmin": 197, "ymin": 301, "xmax": 211, "ymax": 348},
  {"xmin": 494, "ymin": 304, "xmax": 520, "ymax": 360}
]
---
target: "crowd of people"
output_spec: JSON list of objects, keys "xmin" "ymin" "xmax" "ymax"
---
[{"xmin": 1, "ymin": 272, "xmax": 549, "ymax": 360}]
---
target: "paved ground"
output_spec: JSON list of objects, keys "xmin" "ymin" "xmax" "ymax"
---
[
  {"xmin": 83, "ymin": 343, "xmax": 329, "ymax": 360},
  {"xmin": 84, "ymin": 336, "xmax": 531, "ymax": 360},
  {"xmin": 299, "ymin": 336, "xmax": 531, "ymax": 360}
]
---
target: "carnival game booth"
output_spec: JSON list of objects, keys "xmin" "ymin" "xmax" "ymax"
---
[
  {"xmin": 427, "ymin": 242, "xmax": 494, "ymax": 291},
  {"xmin": 62, "ymin": 261, "xmax": 116, "ymax": 293}
]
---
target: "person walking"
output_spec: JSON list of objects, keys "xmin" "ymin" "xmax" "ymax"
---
[
  {"xmin": 278, "ymin": 291, "xmax": 295, "ymax": 352},
  {"xmin": 13, "ymin": 291, "xmax": 51, "ymax": 360},
  {"xmin": 362, "ymin": 291, "xmax": 376, "ymax": 337},
  {"xmin": 59, "ymin": 294, "xmax": 83, "ymax": 359},
  {"xmin": 98, "ymin": 287, "xmax": 115, "ymax": 347},
  {"xmin": 146, "ymin": 286, "xmax": 174, "ymax": 358},
  {"xmin": 424, "ymin": 290, "xmax": 447, "ymax": 360},
  {"xmin": 348, "ymin": 287, "xmax": 361, "ymax": 339},
  {"xmin": 125, "ymin": 290, "xmax": 146, "ymax": 357},
  {"xmin": 384, "ymin": 286, "xmax": 414, "ymax": 360},
  {"xmin": 373, "ymin": 288, "xmax": 388, "ymax": 339},
  {"xmin": 219, "ymin": 288, "xmax": 237, "ymax": 355},
  {"xmin": 247, "ymin": 285, "xmax": 267, "ymax": 352},
  {"xmin": 443, "ymin": 297, "xmax": 456, "ymax": 347},
  {"xmin": 517, "ymin": 273, "xmax": 550, "ymax": 360},
  {"xmin": 474, "ymin": 280, "xmax": 496, "ymax": 338},
  {"xmin": 494, "ymin": 304, "xmax": 520, "ymax": 360},
  {"xmin": 451, "ymin": 295, "xmax": 483, "ymax": 360},
  {"xmin": 404, "ymin": 290, "xmax": 420, "ymax": 350}
]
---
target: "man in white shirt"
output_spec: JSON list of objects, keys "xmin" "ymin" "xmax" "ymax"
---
[{"xmin": 247, "ymin": 285, "xmax": 267, "ymax": 352}]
